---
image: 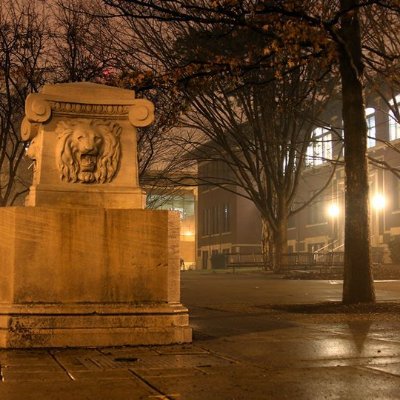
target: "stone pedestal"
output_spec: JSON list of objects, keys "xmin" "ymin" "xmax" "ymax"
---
[
  {"xmin": 21, "ymin": 82, "xmax": 153, "ymax": 208},
  {"xmin": 0, "ymin": 82, "xmax": 191, "ymax": 347},
  {"xmin": 0, "ymin": 207, "xmax": 191, "ymax": 347}
]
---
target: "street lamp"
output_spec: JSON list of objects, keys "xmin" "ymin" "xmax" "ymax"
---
[
  {"xmin": 327, "ymin": 204, "xmax": 340, "ymax": 247},
  {"xmin": 371, "ymin": 193, "xmax": 386, "ymax": 246},
  {"xmin": 372, "ymin": 194, "xmax": 386, "ymax": 210},
  {"xmin": 327, "ymin": 204, "xmax": 340, "ymax": 218},
  {"xmin": 182, "ymin": 231, "xmax": 194, "ymax": 237}
]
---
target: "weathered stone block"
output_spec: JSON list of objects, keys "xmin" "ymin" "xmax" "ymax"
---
[{"xmin": 0, "ymin": 207, "xmax": 191, "ymax": 347}]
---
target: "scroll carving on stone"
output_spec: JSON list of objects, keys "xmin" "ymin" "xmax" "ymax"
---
[{"xmin": 55, "ymin": 119, "xmax": 121, "ymax": 184}]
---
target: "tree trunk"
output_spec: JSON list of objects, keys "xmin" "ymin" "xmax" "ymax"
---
[
  {"xmin": 261, "ymin": 216, "xmax": 271, "ymax": 270},
  {"xmin": 339, "ymin": 0, "xmax": 375, "ymax": 304},
  {"xmin": 261, "ymin": 196, "xmax": 289, "ymax": 273},
  {"xmin": 273, "ymin": 215, "xmax": 288, "ymax": 273}
]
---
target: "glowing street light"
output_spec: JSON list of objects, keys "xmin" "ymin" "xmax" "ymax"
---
[
  {"xmin": 371, "ymin": 194, "xmax": 386, "ymax": 210},
  {"xmin": 327, "ymin": 204, "xmax": 340, "ymax": 218}
]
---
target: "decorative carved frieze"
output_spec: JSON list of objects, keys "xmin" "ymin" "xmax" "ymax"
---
[
  {"xmin": 50, "ymin": 102, "xmax": 129, "ymax": 116},
  {"xmin": 55, "ymin": 119, "xmax": 121, "ymax": 184}
]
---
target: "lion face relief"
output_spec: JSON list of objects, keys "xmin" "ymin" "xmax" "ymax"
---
[{"xmin": 55, "ymin": 119, "xmax": 122, "ymax": 184}]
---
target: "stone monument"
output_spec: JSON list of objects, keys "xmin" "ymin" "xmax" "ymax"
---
[{"xmin": 0, "ymin": 82, "xmax": 192, "ymax": 347}]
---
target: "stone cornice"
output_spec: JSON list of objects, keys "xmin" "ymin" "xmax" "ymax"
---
[{"xmin": 21, "ymin": 85, "xmax": 154, "ymax": 141}]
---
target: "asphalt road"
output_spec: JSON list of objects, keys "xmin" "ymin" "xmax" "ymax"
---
[{"xmin": 181, "ymin": 270, "xmax": 400, "ymax": 307}]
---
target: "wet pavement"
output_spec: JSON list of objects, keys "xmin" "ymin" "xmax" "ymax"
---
[{"xmin": 1, "ymin": 271, "xmax": 400, "ymax": 399}]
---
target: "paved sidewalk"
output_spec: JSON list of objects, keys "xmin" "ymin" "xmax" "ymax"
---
[{"xmin": 1, "ymin": 272, "xmax": 400, "ymax": 399}]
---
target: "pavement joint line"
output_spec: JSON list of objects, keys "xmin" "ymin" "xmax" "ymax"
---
[
  {"xmin": 193, "ymin": 366, "xmax": 212, "ymax": 375},
  {"xmin": 355, "ymin": 364, "xmax": 400, "ymax": 378},
  {"xmin": 153, "ymin": 346, "xmax": 210, "ymax": 356},
  {"xmin": 48, "ymin": 351, "xmax": 75, "ymax": 381},
  {"xmin": 96, "ymin": 347, "xmax": 116, "ymax": 359},
  {"xmin": 89, "ymin": 357, "xmax": 103, "ymax": 369},
  {"xmin": 128, "ymin": 368, "xmax": 177, "ymax": 400},
  {"xmin": 367, "ymin": 338, "xmax": 400, "ymax": 345},
  {"xmin": 196, "ymin": 345, "xmax": 241, "ymax": 364}
]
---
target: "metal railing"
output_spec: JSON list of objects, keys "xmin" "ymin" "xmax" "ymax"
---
[
  {"xmin": 279, "ymin": 251, "xmax": 344, "ymax": 271},
  {"xmin": 221, "ymin": 251, "xmax": 343, "ymax": 269},
  {"xmin": 226, "ymin": 253, "xmax": 263, "ymax": 265},
  {"xmin": 211, "ymin": 248, "xmax": 384, "ymax": 270}
]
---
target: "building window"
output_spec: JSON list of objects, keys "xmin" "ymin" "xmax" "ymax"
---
[
  {"xmin": 222, "ymin": 203, "xmax": 231, "ymax": 232},
  {"xmin": 146, "ymin": 193, "xmax": 194, "ymax": 219},
  {"xmin": 306, "ymin": 128, "xmax": 332, "ymax": 166},
  {"xmin": 389, "ymin": 110, "xmax": 400, "ymax": 140},
  {"xmin": 307, "ymin": 242, "xmax": 324, "ymax": 253},
  {"xmin": 212, "ymin": 206, "xmax": 219, "ymax": 234},
  {"xmin": 202, "ymin": 203, "xmax": 231, "ymax": 236},
  {"xmin": 389, "ymin": 95, "xmax": 400, "ymax": 141},
  {"xmin": 366, "ymin": 107, "xmax": 376, "ymax": 148},
  {"xmin": 297, "ymin": 242, "xmax": 305, "ymax": 252},
  {"xmin": 308, "ymin": 198, "xmax": 326, "ymax": 225},
  {"xmin": 202, "ymin": 208, "xmax": 212, "ymax": 236},
  {"xmin": 202, "ymin": 209, "xmax": 207, "ymax": 236},
  {"xmin": 202, "ymin": 251, "xmax": 208, "ymax": 269},
  {"xmin": 393, "ymin": 175, "xmax": 400, "ymax": 210}
]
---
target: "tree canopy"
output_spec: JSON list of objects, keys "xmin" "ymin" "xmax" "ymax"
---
[{"xmin": 101, "ymin": 0, "xmax": 400, "ymax": 303}]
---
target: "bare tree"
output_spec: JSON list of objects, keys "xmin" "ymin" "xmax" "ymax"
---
[
  {"xmin": 96, "ymin": 8, "xmax": 196, "ymax": 193},
  {"xmin": 101, "ymin": 2, "xmax": 340, "ymax": 271},
  {"xmin": 0, "ymin": 1, "xmax": 48, "ymax": 205},
  {"xmin": 177, "ymin": 61, "xmax": 339, "ymax": 271},
  {"xmin": 362, "ymin": 4, "xmax": 400, "ymax": 176},
  {"xmin": 100, "ymin": 0, "xmax": 400, "ymax": 303},
  {"xmin": 49, "ymin": 0, "xmax": 118, "ymax": 83},
  {"xmin": 0, "ymin": 0, "xmax": 188, "ymax": 208}
]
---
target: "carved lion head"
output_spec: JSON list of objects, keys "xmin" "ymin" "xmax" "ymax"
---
[{"xmin": 55, "ymin": 119, "xmax": 121, "ymax": 184}]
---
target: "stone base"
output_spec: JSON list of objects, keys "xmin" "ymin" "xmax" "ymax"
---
[
  {"xmin": 0, "ymin": 303, "xmax": 191, "ymax": 348},
  {"xmin": 0, "ymin": 207, "xmax": 192, "ymax": 348}
]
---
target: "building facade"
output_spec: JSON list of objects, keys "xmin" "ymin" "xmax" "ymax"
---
[
  {"xmin": 147, "ymin": 188, "xmax": 197, "ymax": 269},
  {"xmin": 197, "ymin": 160, "xmax": 262, "ymax": 269},
  {"xmin": 197, "ymin": 95, "xmax": 400, "ymax": 268}
]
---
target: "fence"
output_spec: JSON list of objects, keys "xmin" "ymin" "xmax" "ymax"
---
[
  {"xmin": 223, "ymin": 252, "xmax": 344, "ymax": 269},
  {"xmin": 211, "ymin": 248, "xmax": 384, "ymax": 270},
  {"xmin": 211, "ymin": 253, "xmax": 264, "ymax": 269},
  {"xmin": 280, "ymin": 252, "xmax": 344, "ymax": 271}
]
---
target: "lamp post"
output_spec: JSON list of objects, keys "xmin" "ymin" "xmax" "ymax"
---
[
  {"xmin": 327, "ymin": 203, "xmax": 340, "ymax": 245},
  {"xmin": 328, "ymin": 204, "xmax": 340, "ymax": 218},
  {"xmin": 371, "ymin": 193, "xmax": 385, "ymax": 246},
  {"xmin": 372, "ymin": 194, "xmax": 385, "ymax": 211}
]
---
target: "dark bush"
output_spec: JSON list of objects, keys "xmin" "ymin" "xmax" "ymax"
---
[{"xmin": 210, "ymin": 253, "xmax": 226, "ymax": 269}]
